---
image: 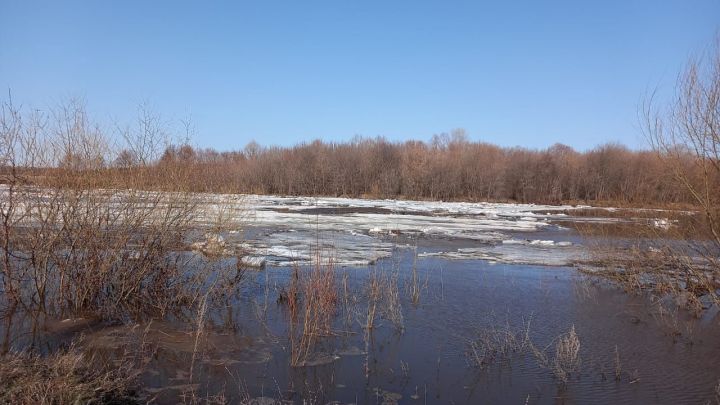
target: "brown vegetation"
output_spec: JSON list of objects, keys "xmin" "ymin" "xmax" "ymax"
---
[
  {"xmin": 1, "ymin": 97, "xmax": 707, "ymax": 207},
  {"xmin": 466, "ymin": 319, "xmax": 582, "ymax": 385},
  {"xmin": 0, "ymin": 97, "xmax": 244, "ymax": 402},
  {"xmin": 641, "ymin": 41, "xmax": 720, "ymax": 302},
  {"xmin": 117, "ymin": 134, "xmax": 701, "ymax": 206},
  {"xmin": 288, "ymin": 254, "xmax": 338, "ymax": 367},
  {"xmin": 0, "ymin": 97, "xmax": 243, "ymax": 322},
  {"xmin": 583, "ymin": 40, "xmax": 720, "ymax": 310},
  {"xmin": 552, "ymin": 325, "xmax": 581, "ymax": 383},
  {"xmin": 466, "ymin": 318, "xmax": 533, "ymax": 369},
  {"xmin": 0, "ymin": 344, "xmax": 143, "ymax": 404}
]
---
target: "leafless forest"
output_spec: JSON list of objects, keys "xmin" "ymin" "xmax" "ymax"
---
[
  {"xmin": 4, "ymin": 124, "xmax": 709, "ymax": 208},
  {"xmin": 150, "ymin": 135, "xmax": 701, "ymax": 205},
  {"xmin": 0, "ymin": 98, "xmax": 712, "ymax": 207}
]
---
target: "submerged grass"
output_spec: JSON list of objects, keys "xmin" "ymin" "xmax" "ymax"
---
[
  {"xmin": 466, "ymin": 318, "xmax": 533, "ymax": 369},
  {"xmin": 466, "ymin": 319, "xmax": 583, "ymax": 386}
]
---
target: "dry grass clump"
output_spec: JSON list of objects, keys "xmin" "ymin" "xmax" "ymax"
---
[
  {"xmin": 467, "ymin": 320, "xmax": 582, "ymax": 385},
  {"xmin": 0, "ymin": 347, "xmax": 141, "ymax": 404},
  {"xmin": 365, "ymin": 268, "xmax": 382, "ymax": 331},
  {"xmin": 363, "ymin": 263, "xmax": 406, "ymax": 333},
  {"xmin": 552, "ymin": 325, "xmax": 581, "ymax": 383},
  {"xmin": 288, "ymin": 254, "xmax": 338, "ymax": 367},
  {"xmin": 282, "ymin": 250, "xmax": 407, "ymax": 368},
  {"xmin": 383, "ymin": 269, "xmax": 404, "ymax": 333},
  {"xmin": 466, "ymin": 318, "xmax": 532, "ymax": 369},
  {"xmin": 408, "ymin": 250, "xmax": 422, "ymax": 306}
]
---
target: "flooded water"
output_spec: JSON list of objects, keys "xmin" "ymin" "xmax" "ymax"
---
[
  {"xmin": 2, "ymin": 195, "xmax": 719, "ymax": 404},
  {"xmin": 53, "ymin": 255, "xmax": 720, "ymax": 404}
]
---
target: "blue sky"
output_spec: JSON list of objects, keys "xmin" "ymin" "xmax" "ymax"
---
[{"xmin": 1, "ymin": 1, "xmax": 718, "ymax": 151}]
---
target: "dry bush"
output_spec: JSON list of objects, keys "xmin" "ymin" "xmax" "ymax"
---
[
  {"xmin": 578, "ymin": 228, "xmax": 662, "ymax": 295},
  {"xmin": 641, "ymin": 40, "xmax": 720, "ymax": 305},
  {"xmin": 0, "ymin": 97, "xmax": 243, "ymax": 324},
  {"xmin": 578, "ymin": 208, "xmax": 717, "ymax": 320},
  {"xmin": 580, "ymin": 41, "xmax": 720, "ymax": 312},
  {"xmin": 0, "ymin": 97, "xmax": 245, "ymax": 402}
]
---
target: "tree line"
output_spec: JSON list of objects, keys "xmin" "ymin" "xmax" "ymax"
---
[
  {"xmin": 0, "ymin": 98, "xmax": 710, "ymax": 206},
  {"xmin": 155, "ymin": 131, "xmax": 697, "ymax": 205}
]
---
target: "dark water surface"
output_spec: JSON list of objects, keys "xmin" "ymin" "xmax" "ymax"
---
[
  {"xmin": 3, "ymin": 246, "xmax": 719, "ymax": 403},
  {"xmin": 67, "ymin": 249, "xmax": 719, "ymax": 404}
]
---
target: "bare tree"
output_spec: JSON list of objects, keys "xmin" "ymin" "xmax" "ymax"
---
[
  {"xmin": 115, "ymin": 101, "xmax": 168, "ymax": 166},
  {"xmin": 643, "ymin": 39, "xmax": 720, "ymax": 304}
]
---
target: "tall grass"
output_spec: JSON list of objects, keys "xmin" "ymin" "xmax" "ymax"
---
[{"xmin": 288, "ymin": 254, "xmax": 338, "ymax": 367}]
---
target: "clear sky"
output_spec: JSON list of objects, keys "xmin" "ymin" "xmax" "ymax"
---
[{"xmin": 1, "ymin": 1, "xmax": 718, "ymax": 151}]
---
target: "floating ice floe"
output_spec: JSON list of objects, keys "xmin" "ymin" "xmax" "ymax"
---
[
  {"xmin": 242, "ymin": 229, "xmax": 398, "ymax": 267},
  {"xmin": 501, "ymin": 239, "xmax": 573, "ymax": 247},
  {"xmin": 652, "ymin": 218, "xmax": 675, "ymax": 230},
  {"xmin": 217, "ymin": 195, "xmax": 588, "ymax": 267},
  {"xmin": 419, "ymin": 241, "xmax": 584, "ymax": 267},
  {"xmin": 0, "ymin": 186, "xmax": 667, "ymax": 267},
  {"xmin": 239, "ymin": 255, "xmax": 267, "ymax": 268}
]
